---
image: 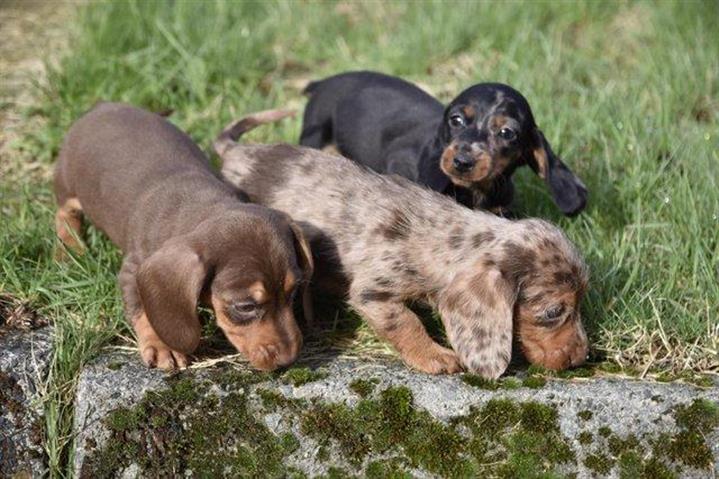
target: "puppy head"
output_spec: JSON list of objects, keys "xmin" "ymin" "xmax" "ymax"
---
[
  {"xmin": 437, "ymin": 219, "xmax": 588, "ymax": 378},
  {"xmin": 438, "ymin": 83, "xmax": 587, "ymax": 215},
  {"xmin": 137, "ymin": 207, "xmax": 313, "ymax": 371},
  {"xmin": 500, "ymin": 220, "xmax": 589, "ymax": 370}
]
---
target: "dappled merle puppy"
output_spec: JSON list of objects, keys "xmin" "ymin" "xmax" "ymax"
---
[{"xmin": 300, "ymin": 71, "xmax": 587, "ymax": 216}]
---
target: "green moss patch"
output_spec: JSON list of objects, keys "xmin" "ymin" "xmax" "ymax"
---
[
  {"xmin": 555, "ymin": 367, "xmax": 595, "ymax": 379},
  {"xmin": 576, "ymin": 398, "xmax": 719, "ymax": 477},
  {"xmin": 655, "ymin": 371, "xmax": 715, "ymax": 388},
  {"xmin": 674, "ymin": 398, "xmax": 719, "ymax": 431},
  {"xmin": 578, "ymin": 431, "xmax": 593, "ymax": 445},
  {"xmin": 301, "ymin": 386, "xmax": 474, "ymax": 476},
  {"xmin": 82, "ymin": 371, "xmax": 293, "ymax": 478},
  {"xmin": 302, "ymin": 388, "xmax": 577, "ymax": 478},
  {"xmin": 365, "ymin": 458, "xmax": 412, "ymax": 479},
  {"xmin": 607, "ymin": 434, "xmax": 641, "ymax": 457},
  {"xmin": 348, "ymin": 377, "xmax": 379, "ymax": 398},
  {"xmin": 461, "ymin": 375, "xmax": 523, "ymax": 391},
  {"xmin": 584, "ymin": 453, "xmax": 614, "ymax": 475},
  {"xmin": 651, "ymin": 398, "xmax": 719, "ymax": 470},
  {"xmin": 280, "ymin": 366, "xmax": 328, "ymax": 387},
  {"xmin": 522, "ymin": 376, "xmax": 547, "ymax": 389},
  {"xmin": 577, "ymin": 410, "xmax": 593, "ymax": 421},
  {"xmin": 461, "ymin": 374, "xmax": 501, "ymax": 390}
]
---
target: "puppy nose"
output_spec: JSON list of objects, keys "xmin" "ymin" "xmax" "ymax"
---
[
  {"xmin": 249, "ymin": 339, "xmax": 301, "ymax": 371},
  {"xmin": 570, "ymin": 344, "xmax": 589, "ymax": 367},
  {"xmin": 453, "ymin": 154, "xmax": 475, "ymax": 172}
]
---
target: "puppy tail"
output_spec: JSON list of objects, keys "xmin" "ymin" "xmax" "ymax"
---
[{"xmin": 214, "ymin": 109, "xmax": 295, "ymax": 156}]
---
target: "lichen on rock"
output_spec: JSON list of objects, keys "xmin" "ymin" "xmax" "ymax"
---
[{"xmin": 0, "ymin": 327, "xmax": 52, "ymax": 478}]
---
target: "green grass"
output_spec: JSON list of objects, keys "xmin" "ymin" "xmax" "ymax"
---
[{"xmin": 0, "ymin": 0, "xmax": 717, "ymax": 477}]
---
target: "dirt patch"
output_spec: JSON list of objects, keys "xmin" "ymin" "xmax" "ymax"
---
[
  {"xmin": 0, "ymin": 0, "xmax": 76, "ymax": 183},
  {"xmin": 0, "ymin": 294, "xmax": 47, "ymax": 334}
]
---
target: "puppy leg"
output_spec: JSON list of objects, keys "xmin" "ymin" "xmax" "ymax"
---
[
  {"xmin": 352, "ymin": 300, "xmax": 462, "ymax": 374},
  {"xmin": 54, "ymin": 198, "xmax": 85, "ymax": 259},
  {"xmin": 132, "ymin": 312, "xmax": 189, "ymax": 370},
  {"xmin": 119, "ymin": 256, "xmax": 189, "ymax": 370}
]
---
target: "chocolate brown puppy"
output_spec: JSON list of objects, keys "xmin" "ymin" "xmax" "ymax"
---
[
  {"xmin": 216, "ymin": 111, "xmax": 589, "ymax": 378},
  {"xmin": 54, "ymin": 103, "xmax": 313, "ymax": 371}
]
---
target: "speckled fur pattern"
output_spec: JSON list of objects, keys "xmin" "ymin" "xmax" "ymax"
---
[{"xmin": 216, "ymin": 113, "xmax": 590, "ymax": 378}]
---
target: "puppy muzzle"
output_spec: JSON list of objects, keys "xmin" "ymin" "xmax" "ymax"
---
[
  {"xmin": 248, "ymin": 337, "xmax": 302, "ymax": 371},
  {"xmin": 453, "ymin": 153, "xmax": 476, "ymax": 172}
]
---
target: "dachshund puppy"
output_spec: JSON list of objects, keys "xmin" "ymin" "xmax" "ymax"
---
[
  {"xmin": 299, "ymin": 71, "xmax": 587, "ymax": 216},
  {"xmin": 216, "ymin": 111, "xmax": 589, "ymax": 378},
  {"xmin": 54, "ymin": 103, "xmax": 313, "ymax": 371}
]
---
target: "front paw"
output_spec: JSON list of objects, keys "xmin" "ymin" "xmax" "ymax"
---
[
  {"xmin": 139, "ymin": 340, "xmax": 189, "ymax": 370},
  {"xmin": 405, "ymin": 344, "xmax": 463, "ymax": 375}
]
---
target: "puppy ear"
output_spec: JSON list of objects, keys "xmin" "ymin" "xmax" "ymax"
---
[
  {"xmin": 438, "ymin": 268, "xmax": 514, "ymax": 379},
  {"xmin": 136, "ymin": 239, "xmax": 206, "ymax": 354},
  {"xmin": 288, "ymin": 221, "xmax": 315, "ymax": 325},
  {"xmin": 528, "ymin": 129, "xmax": 588, "ymax": 216}
]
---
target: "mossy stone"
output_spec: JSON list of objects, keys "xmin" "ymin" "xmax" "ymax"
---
[{"xmin": 83, "ymin": 370, "xmax": 291, "ymax": 478}]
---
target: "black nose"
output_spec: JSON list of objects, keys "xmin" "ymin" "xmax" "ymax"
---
[{"xmin": 453, "ymin": 154, "xmax": 475, "ymax": 172}]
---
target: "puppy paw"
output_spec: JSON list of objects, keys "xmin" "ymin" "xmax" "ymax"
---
[
  {"xmin": 405, "ymin": 344, "xmax": 463, "ymax": 375},
  {"xmin": 140, "ymin": 341, "xmax": 189, "ymax": 370},
  {"xmin": 53, "ymin": 242, "xmax": 86, "ymax": 262}
]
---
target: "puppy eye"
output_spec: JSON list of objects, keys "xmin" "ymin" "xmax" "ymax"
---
[
  {"xmin": 543, "ymin": 305, "xmax": 565, "ymax": 321},
  {"xmin": 498, "ymin": 127, "xmax": 516, "ymax": 140},
  {"xmin": 289, "ymin": 286, "xmax": 299, "ymax": 302},
  {"xmin": 227, "ymin": 301, "xmax": 258, "ymax": 324},
  {"xmin": 448, "ymin": 114, "xmax": 466, "ymax": 128}
]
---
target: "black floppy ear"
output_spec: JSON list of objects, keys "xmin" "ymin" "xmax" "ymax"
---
[
  {"xmin": 136, "ymin": 238, "xmax": 206, "ymax": 354},
  {"xmin": 288, "ymin": 221, "xmax": 315, "ymax": 326},
  {"xmin": 527, "ymin": 129, "xmax": 588, "ymax": 216}
]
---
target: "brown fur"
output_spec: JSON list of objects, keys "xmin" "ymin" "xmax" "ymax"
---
[
  {"xmin": 54, "ymin": 103, "xmax": 312, "ymax": 371},
  {"xmin": 216, "ymin": 111, "xmax": 590, "ymax": 378}
]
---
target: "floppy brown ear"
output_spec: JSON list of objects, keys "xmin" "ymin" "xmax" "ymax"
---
[
  {"xmin": 527, "ymin": 129, "xmax": 588, "ymax": 216},
  {"xmin": 288, "ymin": 221, "xmax": 315, "ymax": 326},
  {"xmin": 136, "ymin": 239, "xmax": 206, "ymax": 354},
  {"xmin": 437, "ymin": 268, "xmax": 514, "ymax": 379}
]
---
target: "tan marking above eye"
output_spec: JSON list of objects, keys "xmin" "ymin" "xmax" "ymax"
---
[
  {"xmin": 490, "ymin": 115, "xmax": 510, "ymax": 130},
  {"xmin": 249, "ymin": 281, "xmax": 268, "ymax": 304},
  {"xmin": 461, "ymin": 105, "xmax": 475, "ymax": 120},
  {"xmin": 283, "ymin": 271, "xmax": 296, "ymax": 295}
]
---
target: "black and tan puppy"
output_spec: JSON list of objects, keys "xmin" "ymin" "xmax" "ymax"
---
[
  {"xmin": 218, "ymin": 111, "xmax": 589, "ymax": 378},
  {"xmin": 300, "ymin": 71, "xmax": 587, "ymax": 216},
  {"xmin": 54, "ymin": 103, "xmax": 313, "ymax": 371}
]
